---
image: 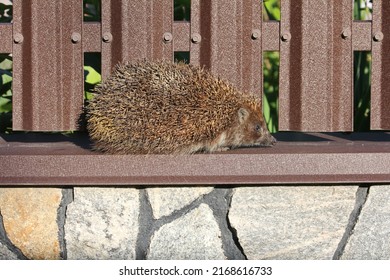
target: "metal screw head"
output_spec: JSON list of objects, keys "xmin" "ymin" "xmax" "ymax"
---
[
  {"xmin": 281, "ymin": 32, "xmax": 291, "ymax": 42},
  {"xmin": 102, "ymin": 32, "xmax": 113, "ymax": 43},
  {"xmin": 191, "ymin": 33, "xmax": 201, "ymax": 44},
  {"xmin": 373, "ymin": 32, "xmax": 384, "ymax": 42},
  {"xmin": 14, "ymin": 33, "xmax": 24, "ymax": 44},
  {"xmin": 71, "ymin": 32, "xmax": 81, "ymax": 44},
  {"xmin": 163, "ymin": 32, "xmax": 173, "ymax": 43},
  {"xmin": 341, "ymin": 29, "xmax": 351, "ymax": 39},
  {"xmin": 251, "ymin": 29, "xmax": 261, "ymax": 40}
]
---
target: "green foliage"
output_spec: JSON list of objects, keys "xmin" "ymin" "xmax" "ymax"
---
[
  {"xmin": 263, "ymin": 0, "xmax": 280, "ymax": 21},
  {"xmin": 0, "ymin": 2, "xmax": 12, "ymax": 23},
  {"xmin": 0, "ymin": 54, "xmax": 12, "ymax": 133},
  {"xmin": 174, "ymin": 0, "xmax": 191, "ymax": 21},
  {"xmin": 84, "ymin": 65, "xmax": 101, "ymax": 100},
  {"xmin": 262, "ymin": 1, "xmax": 280, "ymax": 132},
  {"xmin": 263, "ymin": 52, "xmax": 279, "ymax": 133},
  {"xmin": 84, "ymin": 53, "xmax": 102, "ymax": 100},
  {"xmin": 354, "ymin": 52, "xmax": 371, "ymax": 131},
  {"xmin": 354, "ymin": 0, "xmax": 372, "ymax": 20},
  {"xmin": 84, "ymin": 0, "xmax": 101, "ymax": 22}
]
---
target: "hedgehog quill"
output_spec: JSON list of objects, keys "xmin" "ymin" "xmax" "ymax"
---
[{"xmin": 87, "ymin": 61, "xmax": 276, "ymax": 154}]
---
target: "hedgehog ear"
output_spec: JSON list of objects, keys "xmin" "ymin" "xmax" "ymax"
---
[{"xmin": 238, "ymin": 108, "xmax": 249, "ymax": 123}]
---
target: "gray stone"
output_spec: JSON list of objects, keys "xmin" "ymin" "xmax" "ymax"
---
[
  {"xmin": 342, "ymin": 185, "xmax": 390, "ymax": 259},
  {"xmin": 0, "ymin": 241, "xmax": 18, "ymax": 260},
  {"xmin": 147, "ymin": 187, "xmax": 213, "ymax": 219},
  {"xmin": 229, "ymin": 186, "xmax": 358, "ymax": 259},
  {"xmin": 147, "ymin": 203, "xmax": 226, "ymax": 259},
  {"xmin": 65, "ymin": 188, "xmax": 139, "ymax": 259}
]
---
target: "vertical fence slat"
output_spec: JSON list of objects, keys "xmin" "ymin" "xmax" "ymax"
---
[
  {"xmin": 101, "ymin": 0, "xmax": 173, "ymax": 80},
  {"xmin": 241, "ymin": 0, "xmax": 263, "ymax": 96},
  {"xmin": 279, "ymin": 0, "xmax": 353, "ymax": 132},
  {"xmin": 189, "ymin": 0, "xmax": 202, "ymax": 66},
  {"xmin": 332, "ymin": 0, "xmax": 354, "ymax": 131},
  {"xmin": 150, "ymin": 0, "xmax": 174, "ymax": 60},
  {"xmin": 371, "ymin": 0, "xmax": 390, "ymax": 130},
  {"xmin": 12, "ymin": 0, "xmax": 83, "ymax": 131},
  {"xmin": 0, "ymin": 24, "xmax": 12, "ymax": 53},
  {"xmin": 173, "ymin": 22, "xmax": 190, "ymax": 52},
  {"xmin": 190, "ymin": 0, "xmax": 262, "ymax": 96}
]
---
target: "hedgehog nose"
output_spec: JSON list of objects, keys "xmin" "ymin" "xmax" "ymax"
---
[{"xmin": 270, "ymin": 135, "xmax": 277, "ymax": 146}]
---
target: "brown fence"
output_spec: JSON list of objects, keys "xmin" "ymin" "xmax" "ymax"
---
[
  {"xmin": 0, "ymin": 0, "xmax": 390, "ymax": 186},
  {"xmin": 0, "ymin": 0, "xmax": 389, "ymax": 131}
]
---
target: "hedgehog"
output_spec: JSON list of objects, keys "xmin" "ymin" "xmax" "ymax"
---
[{"xmin": 86, "ymin": 60, "xmax": 276, "ymax": 154}]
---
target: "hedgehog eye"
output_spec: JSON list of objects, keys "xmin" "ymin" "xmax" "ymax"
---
[{"xmin": 255, "ymin": 124, "xmax": 262, "ymax": 133}]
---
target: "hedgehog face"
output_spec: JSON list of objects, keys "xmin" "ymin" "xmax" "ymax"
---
[{"xmin": 236, "ymin": 107, "xmax": 276, "ymax": 147}]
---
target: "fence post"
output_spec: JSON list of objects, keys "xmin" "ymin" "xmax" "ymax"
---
[
  {"xmin": 279, "ymin": 0, "xmax": 353, "ymax": 131},
  {"xmin": 101, "ymin": 0, "xmax": 173, "ymax": 80},
  {"xmin": 190, "ymin": 0, "xmax": 263, "ymax": 97},
  {"xmin": 371, "ymin": 0, "xmax": 390, "ymax": 130},
  {"xmin": 12, "ymin": 0, "xmax": 83, "ymax": 131}
]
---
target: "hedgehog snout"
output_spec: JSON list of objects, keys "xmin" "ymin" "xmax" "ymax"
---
[
  {"xmin": 258, "ymin": 132, "xmax": 277, "ymax": 147},
  {"xmin": 269, "ymin": 134, "xmax": 277, "ymax": 146}
]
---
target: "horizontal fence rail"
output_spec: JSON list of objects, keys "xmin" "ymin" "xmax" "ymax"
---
[
  {"xmin": 1, "ymin": 132, "xmax": 390, "ymax": 185},
  {"xmin": 0, "ymin": 0, "xmax": 389, "ymax": 131}
]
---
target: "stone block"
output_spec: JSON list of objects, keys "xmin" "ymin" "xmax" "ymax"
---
[
  {"xmin": 342, "ymin": 185, "xmax": 390, "ymax": 259},
  {"xmin": 0, "ymin": 188, "xmax": 62, "ymax": 259},
  {"xmin": 65, "ymin": 188, "xmax": 139, "ymax": 259},
  {"xmin": 147, "ymin": 203, "xmax": 226, "ymax": 259},
  {"xmin": 229, "ymin": 186, "xmax": 358, "ymax": 259},
  {"xmin": 147, "ymin": 187, "xmax": 213, "ymax": 219},
  {"xmin": 0, "ymin": 241, "xmax": 18, "ymax": 260}
]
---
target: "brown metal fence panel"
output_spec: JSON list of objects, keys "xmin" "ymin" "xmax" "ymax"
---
[
  {"xmin": 190, "ymin": 0, "xmax": 262, "ymax": 96},
  {"xmin": 2, "ymin": 0, "xmax": 390, "ymax": 133},
  {"xmin": 83, "ymin": 22, "xmax": 101, "ymax": 53},
  {"xmin": 279, "ymin": 0, "xmax": 353, "ymax": 132},
  {"xmin": 353, "ymin": 21, "xmax": 372, "ymax": 51},
  {"xmin": 371, "ymin": 0, "xmax": 390, "ymax": 130},
  {"xmin": 101, "ymin": 0, "xmax": 173, "ymax": 79},
  {"xmin": 0, "ymin": 23, "xmax": 12, "ymax": 53},
  {"xmin": 12, "ymin": 0, "xmax": 83, "ymax": 131},
  {"xmin": 173, "ymin": 22, "xmax": 190, "ymax": 52}
]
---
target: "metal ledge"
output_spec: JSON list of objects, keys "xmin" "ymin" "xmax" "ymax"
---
[{"xmin": 0, "ymin": 132, "xmax": 389, "ymax": 186}]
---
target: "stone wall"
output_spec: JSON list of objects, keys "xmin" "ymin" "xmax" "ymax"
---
[{"xmin": 0, "ymin": 185, "xmax": 389, "ymax": 260}]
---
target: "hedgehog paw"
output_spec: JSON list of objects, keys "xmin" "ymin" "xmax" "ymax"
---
[{"xmin": 215, "ymin": 147, "xmax": 230, "ymax": 152}]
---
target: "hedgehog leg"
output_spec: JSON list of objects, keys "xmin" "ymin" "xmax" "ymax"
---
[
  {"xmin": 206, "ymin": 132, "xmax": 229, "ymax": 153},
  {"xmin": 176, "ymin": 143, "xmax": 205, "ymax": 154}
]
